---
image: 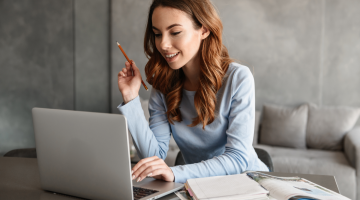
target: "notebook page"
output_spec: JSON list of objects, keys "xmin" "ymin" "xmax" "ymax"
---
[
  {"xmin": 187, "ymin": 174, "xmax": 268, "ymax": 199},
  {"xmin": 259, "ymin": 178, "xmax": 350, "ymax": 200}
]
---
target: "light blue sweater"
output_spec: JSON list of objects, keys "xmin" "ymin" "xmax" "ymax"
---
[{"xmin": 117, "ymin": 62, "xmax": 269, "ymax": 183}]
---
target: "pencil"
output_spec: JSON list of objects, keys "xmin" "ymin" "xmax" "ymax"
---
[{"xmin": 116, "ymin": 41, "xmax": 148, "ymax": 91}]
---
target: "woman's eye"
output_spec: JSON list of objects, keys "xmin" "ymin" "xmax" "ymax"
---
[{"xmin": 154, "ymin": 32, "xmax": 181, "ymax": 38}]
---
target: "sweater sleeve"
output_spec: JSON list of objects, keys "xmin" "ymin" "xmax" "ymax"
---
[
  {"xmin": 170, "ymin": 67, "xmax": 268, "ymax": 183},
  {"xmin": 117, "ymin": 89, "xmax": 172, "ymax": 160}
]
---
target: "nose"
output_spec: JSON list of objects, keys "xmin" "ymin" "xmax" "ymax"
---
[{"xmin": 159, "ymin": 35, "xmax": 172, "ymax": 51}]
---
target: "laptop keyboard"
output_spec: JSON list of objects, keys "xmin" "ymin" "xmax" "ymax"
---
[{"xmin": 133, "ymin": 186, "xmax": 159, "ymax": 200}]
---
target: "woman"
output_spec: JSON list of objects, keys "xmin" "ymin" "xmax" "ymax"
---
[{"xmin": 117, "ymin": 0, "xmax": 269, "ymax": 184}]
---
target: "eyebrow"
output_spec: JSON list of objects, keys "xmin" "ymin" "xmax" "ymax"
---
[{"xmin": 152, "ymin": 23, "xmax": 182, "ymax": 31}]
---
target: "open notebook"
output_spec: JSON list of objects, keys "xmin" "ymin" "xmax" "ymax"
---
[
  {"xmin": 185, "ymin": 173, "xmax": 268, "ymax": 200},
  {"xmin": 183, "ymin": 172, "xmax": 350, "ymax": 200}
]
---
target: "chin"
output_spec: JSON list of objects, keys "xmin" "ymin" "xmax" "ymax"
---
[{"xmin": 167, "ymin": 63, "xmax": 183, "ymax": 70}]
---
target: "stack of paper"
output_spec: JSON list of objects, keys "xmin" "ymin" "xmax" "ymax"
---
[{"xmin": 185, "ymin": 173, "xmax": 269, "ymax": 200}]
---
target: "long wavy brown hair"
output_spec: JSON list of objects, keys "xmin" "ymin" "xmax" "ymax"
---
[{"xmin": 144, "ymin": 0, "xmax": 233, "ymax": 129}]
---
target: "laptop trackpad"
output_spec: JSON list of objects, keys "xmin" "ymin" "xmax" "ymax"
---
[{"xmin": 133, "ymin": 178, "xmax": 180, "ymax": 191}]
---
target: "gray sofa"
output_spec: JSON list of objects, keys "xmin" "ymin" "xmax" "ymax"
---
[
  {"xmin": 138, "ymin": 98, "xmax": 360, "ymax": 199},
  {"xmin": 253, "ymin": 103, "xmax": 360, "ymax": 200}
]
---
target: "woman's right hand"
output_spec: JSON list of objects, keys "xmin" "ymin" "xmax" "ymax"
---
[{"xmin": 118, "ymin": 60, "xmax": 142, "ymax": 104}]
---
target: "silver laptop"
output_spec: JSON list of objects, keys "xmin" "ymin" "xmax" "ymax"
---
[{"xmin": 32, "ymin": 107, "xmax": 183, "ymax": 200}]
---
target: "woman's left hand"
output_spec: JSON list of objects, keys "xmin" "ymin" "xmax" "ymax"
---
[{"xmin": 132, "ymin": 156, "xmax": 175, "ymax": 182}]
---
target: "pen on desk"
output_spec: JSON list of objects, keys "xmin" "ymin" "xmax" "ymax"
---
[{"xmin": 116, "ymin": 41, "xmax": 148, "ymax": 91}]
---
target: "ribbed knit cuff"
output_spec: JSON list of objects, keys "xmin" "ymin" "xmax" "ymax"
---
[
  {"xmin": 170, "ymin": 166, "xmax": 186, "ymax": 183},
  {"xmin": 117, "ymin": 95, "xmax": 141, "ymax": 114}
]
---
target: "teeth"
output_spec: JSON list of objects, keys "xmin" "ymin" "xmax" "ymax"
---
[{"xmin": 166, "ymin": 52, "xmax": 179, "ymax": 58}]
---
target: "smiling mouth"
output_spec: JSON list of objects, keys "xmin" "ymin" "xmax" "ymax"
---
[
  {"xmin": 164, "ymin": 52, "xmax": 180, "ymax": 62},
  {"xmin": 165, "ymin": 52, "xmax": 180, "ymax": 58}
]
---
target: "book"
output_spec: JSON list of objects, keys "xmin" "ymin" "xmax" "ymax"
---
[{"xmin": 184, "ymin": 172, "xmax": 350, "ymax": 200}]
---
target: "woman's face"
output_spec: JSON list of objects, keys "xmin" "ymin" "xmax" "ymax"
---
[{"xmin": 152, "ymin": 6, "xmax": 209, "ymax": 70}]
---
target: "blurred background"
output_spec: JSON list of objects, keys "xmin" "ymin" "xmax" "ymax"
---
[{"xmin": 0, "ymin": 0, "xmax": 359, "ymax": 156}]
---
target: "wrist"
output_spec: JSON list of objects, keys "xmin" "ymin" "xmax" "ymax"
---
[
  {"xmin": 169, "ymin": 168, "xmax": 175, "ymax": 182},
  {"xmin": 122, "ymin": 93, "xmax": 138, "ymax": 104}
]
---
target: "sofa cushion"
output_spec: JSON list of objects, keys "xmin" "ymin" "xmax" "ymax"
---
[
  {"xmin": 259, "ymin": 104, "xmax": 308, "ymax": 149},
  {"xmin": 306, "ymin": 103, "xmax": 360, "ymax": 151},
  {"xmin": 254, "ymin": 144, "xmax": 356, "ymax": 200}
]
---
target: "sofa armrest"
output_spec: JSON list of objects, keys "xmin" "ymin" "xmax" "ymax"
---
[
  {"xmin": 344, "ymin": 126, "xmax": 360, "ymax": 199},
  {"xmin": 344, "ymin": 126, "xmax": 360, "ymax": 169}
]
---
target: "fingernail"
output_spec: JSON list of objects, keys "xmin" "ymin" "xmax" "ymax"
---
[
  {"xmin": 137, "ymin": 177, "xmax": 141, "ymax": 182},
  {"xmin": 123, "ymin": 74, "xmax": 125, "ymax": 77},
  {"xmin": 131, "ymin": 170, "xmax": 133, "ymax": 174},
  {"xmin": 132, "ymin": 175, "xmax": 135, "ymax": 180},
  {"xmin": 147, "ymin": 173, "xmax": 152, "ymax": 177}
]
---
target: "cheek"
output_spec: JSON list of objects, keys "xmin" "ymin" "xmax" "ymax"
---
[{"xmin": 179, "ymin": 34, "xmax": 201, "ymax": 56}]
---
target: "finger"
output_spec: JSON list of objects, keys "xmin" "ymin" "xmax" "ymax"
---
[
  {"xmin": 129, "ymin": 60, "xmax": 140, "ymax": 76},
  {"xmin": 125, "ymin": 61, "xmax": 132, "ymax": 76},
  {"xmin": 125, "ymin": 60, "xmax": 130, "ymax": 67},
  {"xmin": 142, "ymin": 168, "xmax": 166, "ymax": 181},
  {"xmin": 125, "ymin": 60, "xmax": 133, "ymax": 76},
  {"xmin": 132, "ymin": 156, "xmax": 158, "ymax": 173},
  {"xmin": 132, "ymin": 157, "xmax": 162, "ymax": 179},
  {"xmin": 122, "ymin": 68, "xmax": 127, "ymax": 76},
  {"xmin": 138, "ymin": 164, "xmax": 164, "ymax": 182},
  {"xmin": 128, "ymin": 60, "xmax": 134, "ymax": 76},
  {"xmin": 118, "ymin": 71, "xmax": 125, "ymax": 77}
]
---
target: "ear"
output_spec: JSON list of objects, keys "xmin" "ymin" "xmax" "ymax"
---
[{"xmin": 200, "ymin": 26, "xmax": 210, "ymax": 40}]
